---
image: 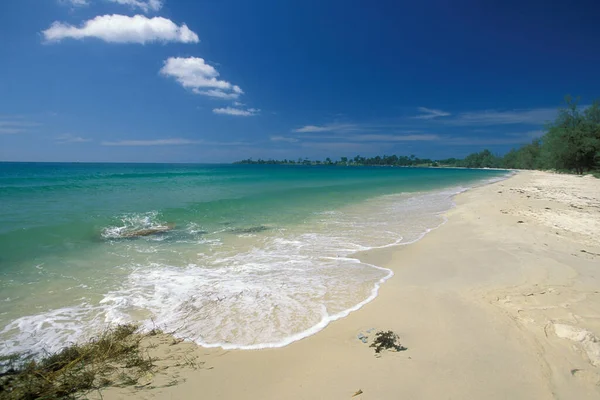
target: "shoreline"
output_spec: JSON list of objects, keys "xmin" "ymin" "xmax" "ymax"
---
[
  {"xmin": 94, "ymin": 170, "xmax": 600, "ymax": 399},
  {"xmin": 0, "ymin": 169, "xmax": 504, "ymax": 359},
  {"xmin": 121, "ymin": 173, "xmax": 508, "ymax": 352}
]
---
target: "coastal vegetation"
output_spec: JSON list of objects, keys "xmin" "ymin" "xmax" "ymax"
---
[
  {"xmin": 235, "ymin": 154, "xmax": 437, "ymax": 167},
  {"xmin": 237, "ymin": 98, "xmax": 600, "ymax": 175},
  {"xmin": 446, "ymin": 98, "xmax": 600, "ymax": 173},
  {"xmin": 0, "ymin": 324, "xmax": 159, "ymax": 399}
]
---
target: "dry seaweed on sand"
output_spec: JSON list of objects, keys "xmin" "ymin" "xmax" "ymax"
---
[
  {"xmin": 370, "ymin": 331, "xmax": 407, "ymax": 354},
  {"xmin": 0, "ymin": 324, "xmax": 156, "ymax": 400}
]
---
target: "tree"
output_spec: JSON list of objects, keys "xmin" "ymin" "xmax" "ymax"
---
[
  {"xmin": 503, "ymin": 139, "xmax": 542, "ymax": 170},
  {"xmin": 543, "ymin": 97, "xmax": 600, "ymax": 174},
  {"xmin": 460, "ymin": 149, "xmax": 501, "ymax": 168}
]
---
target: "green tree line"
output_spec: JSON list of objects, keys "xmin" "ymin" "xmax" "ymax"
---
[
  {"xmin": 235, "ymin": 154, "xmax": 436, "ymax": 167},
  {"xmin": 236, "ymin": 98, "xmax": 600, "ymax": 174},
  {"xmin": 446, "ymin": 98, "xmax": 600, "ymax": 173}
]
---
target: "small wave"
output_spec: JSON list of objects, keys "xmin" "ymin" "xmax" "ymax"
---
[
  {"xmin": 185, "ymin": 222, "xmax": 208, "ymax": 235},
  {"xmin": 313, "ymin": 210, "xmax": 340, "ymax": 216},
  {"xmin": 101, "ymin": 211, "xmax": 171, "ymax": 239},
  {"xmin": 0, "ymin": 303, "xmax": 105, "ymax": 358}
]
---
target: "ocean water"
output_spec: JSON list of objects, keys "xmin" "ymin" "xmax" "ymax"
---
[{"xmin": 0, "ymin": 163, "xmax": 508, "ymax": 356}]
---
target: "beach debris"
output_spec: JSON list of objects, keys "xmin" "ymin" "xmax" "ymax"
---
[
  {"xmin": 370, "ymin": 331, "xmax": 407, "ymax": 354},
  {"xmin": 517, "ymin": 220, "xmax": 524, "ymax": 223},
  {"xmin": 352, "ymin": 389, "xmax": 363, "ymax": 397},
  {"xmin": 357, "ymin": 328, "xmax": 376, "ymax": 344}
]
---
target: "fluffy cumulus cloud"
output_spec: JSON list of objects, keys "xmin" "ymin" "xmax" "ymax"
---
[
  {"xmin": 107, "ymin": 0, "xmax": 163, "ymax": 13},
  {"xmin": 160, "ymin": 57, "xmax": 243, "ymax": 99},
  {"xmin": 42, "ymin": 15, "xmax": 199, "ymax": 44},
  {"xmin": 213, "ymin": 107, "xmax": 259, "ymax": 117}
]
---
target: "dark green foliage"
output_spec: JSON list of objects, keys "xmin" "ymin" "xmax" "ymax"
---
[
  {"xmin": 441, "ymin": 97, "xmax": 600, "ymax": 174},
  {"xmin": 0, "ymin": 324, "xmax": 156, "ymax": 400},
  {"xmin": 460, "ymin": 149, "xmax": 501, "ymax": 168},
  {"xmin": 370, "ymin": 331, "xmax": 407, "ymax": 354},
  {"xmin": 542, "ymin": 97, "xmax": 600, "ymax": 174},
  {"xmin": 502, "ymin": 139, "xmax": 542, "ymax": 169}
]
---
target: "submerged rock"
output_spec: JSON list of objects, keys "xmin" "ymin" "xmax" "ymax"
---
[
  {"xmin": 229, "ymin": 225, "xmax": 271, "ymax": 234},
  {"xmin": 118, "ymin": 223, "xmax": 176, "ymax": 238}
]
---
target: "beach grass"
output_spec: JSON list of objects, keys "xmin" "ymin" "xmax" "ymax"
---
[{"xmin": 0, "ymin": 324, "xmax": 160, "ymax": 399}]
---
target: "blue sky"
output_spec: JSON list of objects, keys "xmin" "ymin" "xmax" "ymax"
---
[{"xmin": 1, "ymin": 0, "xmax": 599, "ymax": 163}]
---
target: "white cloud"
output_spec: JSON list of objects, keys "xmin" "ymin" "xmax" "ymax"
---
[
  {"xmin": 0, "ymin": 127, "xmax": 23, "ymax": 135},
  {"xmin": 160, "ymin": 57, "xmax": 243, "ymax": 100},
  {"xmin": 270, "ymin": 136, "xmax": 299, "ymax": 143},
  {"xmin": 300, "ymin": 133, "xmax": 439, "ymax": 142},
  {"xmin": 198, "ymin": 89, "xmax": 241, "ymax": 100},
  {"xmin": 300, "ymin": 142, "xmax": 377, "ymax": 152},
  {"xmin": 448, "ymin": 108, "xmax": 557, "ymax": 126},
  {"xmin": 293, "ymin": 123, "xmax": 358, "ymax": 133},
  {"xmin": 42, "ymin": 15, "xmax": 199, "ymax": 44},
  {"xmin": 213, "ymin": 107, "xmax": 259, "ymax": 117},
  {"xmin": 101, "ymin": 138, "xmax": 248, "ymax": 146},
  {"xmin": 102, "ymin": 138, "xmax": 200, "ymax": 146},
  {"xmin": 233, "ymin": 101, "xmax": 245, "ymax": 106},
  {"xmin": 349, "ymin": 134, "xmax": 439, "ymax": 142},
  {"xmin": 0, "ymin": 118, "xmax": 40, "ymax": 134},
  {"xmin": 59, "ymin": 0, "xmax": 89, "ymax": 6},
  {"xmin": 107, "ymin": 0, "xmax": 163, "ymax": 13},
  {"xmin": 412, "ymin": 107, "xmax": 451, "ymax": 119},
  {"xmin": 55, "ymin": 134, "xmax": 92, "ymax": 143}
]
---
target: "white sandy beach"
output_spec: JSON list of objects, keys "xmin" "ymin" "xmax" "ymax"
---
[{"xmin": 96, "ymin": 170, "xmax": 600, "ymax": 400}]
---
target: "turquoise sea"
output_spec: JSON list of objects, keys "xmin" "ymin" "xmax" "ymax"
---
[{"xmin": 0, "ymin": 163, "xmax": 508, "ymax": 356}]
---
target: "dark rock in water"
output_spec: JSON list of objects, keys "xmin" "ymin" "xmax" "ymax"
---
[
  {"xmin": 229, "ymin": 225, "xmax": 270, "ymax": 234},
  {"xmin": 120, "ymin": 223, "xmax": 176, "ymax": 238}
]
